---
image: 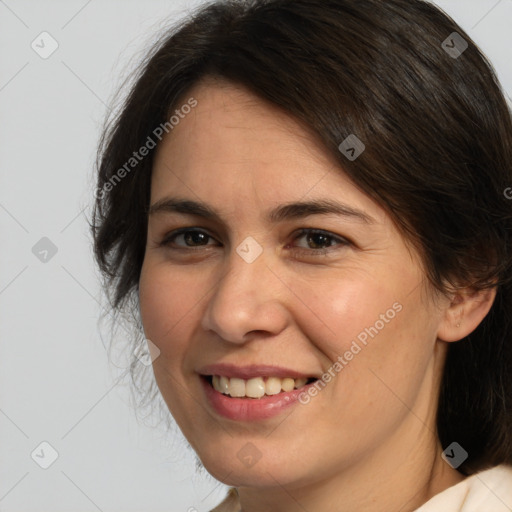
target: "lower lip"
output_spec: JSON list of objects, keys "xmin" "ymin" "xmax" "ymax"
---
[{"xmin": 200, "ymin": 376, "xmax": 316, "ymax": 421}]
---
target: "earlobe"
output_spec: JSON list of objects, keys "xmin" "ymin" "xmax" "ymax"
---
[{"xmin": 437, "ymin": 286, "xmax": 497, "ymax": 342}]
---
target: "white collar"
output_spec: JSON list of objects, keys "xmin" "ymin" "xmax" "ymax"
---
[
  {"xmin": 212, "ymin": 464, "xmax": 512, "ymax": 512},
  {"xmin": 413, "ymin": 464, "xmax": 512, "ymax": 512}
]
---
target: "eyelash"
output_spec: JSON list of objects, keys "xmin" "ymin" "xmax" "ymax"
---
[{"xmin": 158, "ymin": 227, "xmax": 350, "ymax": 257}]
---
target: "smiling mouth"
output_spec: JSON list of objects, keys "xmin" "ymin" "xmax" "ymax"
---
[{"xmin": 203, "ymin": 375, "xmax": 318, "ymax": 399}]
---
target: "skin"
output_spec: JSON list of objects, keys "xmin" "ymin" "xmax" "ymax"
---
[{"xmin": 138, "ymin": 77, "xmax": 496, "ymax": 512}]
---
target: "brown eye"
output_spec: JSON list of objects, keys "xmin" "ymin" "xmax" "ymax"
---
[
  {"xmin": 160, "ymin": 228, "xmax": 219, "ymax": 248},
  {"xmin": 304, "ymin": 232, "xmax": 334, "ymax": 249},
  {"xmin": 291, "ymin": 229, "xmax": 349, "ymax": 256}
]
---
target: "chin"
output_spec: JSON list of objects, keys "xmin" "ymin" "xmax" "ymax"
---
[{"xmin": 197, "ymin": 447, "xmax": 297, "ymax": 488}]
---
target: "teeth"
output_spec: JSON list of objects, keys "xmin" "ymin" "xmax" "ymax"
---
[
  {"xmin": 246, "ymin": 377, "xmax": 265, "ymax": 398},
  {"xmin": 229, "ymin": 378, "xmax": 246, "ymax": 398},
  {"xmin": 281, "ymin": 378, "xmax": 295, "ymax": 392},
  {"xmin": 295, "ymin": 377, "xmax": 308, "ymax": 388},
  {"xmin": 219, "ymin": 376, "xmax": 229, "ymax": 394},
  {"xmin": 265, "ymin": 377, "xmax": 282, "ymax": 395},
  {"xmin": 211, "ymin": 375, "xmax": 312, "ymax": 398}
]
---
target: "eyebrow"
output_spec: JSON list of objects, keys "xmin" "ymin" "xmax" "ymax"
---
[{"xmin": 148, "ymin": 197, "xmax": 375, "ymax": 224}]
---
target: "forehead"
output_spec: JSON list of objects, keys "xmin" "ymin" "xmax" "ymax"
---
[
  {"xmin": 150, "ymin": 79, "xmax": 386, "ymax": 225},
  {"xmin": 157, "ymin": 79, "xmax": 335, "ymax": 172}
]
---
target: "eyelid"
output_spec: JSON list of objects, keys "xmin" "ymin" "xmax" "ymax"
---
[
  {"xmin": 293, "ymin": 228, "xmax": 349, "ymax": 244},
  {"xmin": 159, "ymin": 226, "xmax": 351, "ymax": 256},
  {"xmin": 288, "ymin": 228, "xmax": 351, "ymax": 256},
  {"xmin": 159, "ymin": 226, "xmax": 220, "ymax": 247}
]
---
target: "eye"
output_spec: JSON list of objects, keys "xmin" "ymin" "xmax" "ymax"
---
[
  {"xmin": 158, "ymin": 227, "xmax": 350, "ymax": 257},
  {"xmin": 159, "ymin": 228, "xmax": 219, "ymax": 249},
  {"xmin": 289, "ymin": 228, "xmax": 350, "ymax": 256}
]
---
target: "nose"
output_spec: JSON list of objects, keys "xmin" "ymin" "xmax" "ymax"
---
[{"xmin": 200, "ymin": 246, "xmax": 289, "ymax": 344}]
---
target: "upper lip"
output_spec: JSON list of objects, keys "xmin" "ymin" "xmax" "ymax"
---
[{"xmin": 197, "ymin": 363, "xmax": 319, "ymax": 380}]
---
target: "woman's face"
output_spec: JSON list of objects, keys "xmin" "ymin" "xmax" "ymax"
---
[{"xmin": 139, "ymin": 79, "xmax": 451, "ymax": 490}]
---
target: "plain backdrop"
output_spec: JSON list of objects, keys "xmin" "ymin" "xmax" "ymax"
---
[{"xmin": 0, "ymin": 1, "xmax": 511, "ymax": 510}]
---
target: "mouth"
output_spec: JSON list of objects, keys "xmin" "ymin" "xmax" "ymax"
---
[{"xmin": 201, "ymin": 375, "xmax": 318, "ymax": 399}]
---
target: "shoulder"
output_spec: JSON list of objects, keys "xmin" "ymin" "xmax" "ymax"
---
[{"xmin": 414, "ymin": 464, "xmax": 512, "ymax": 512}]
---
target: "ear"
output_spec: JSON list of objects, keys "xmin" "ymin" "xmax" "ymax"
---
[{"xmin": 437, "ymin": 286, "xmax": 497, "ymax": 342}]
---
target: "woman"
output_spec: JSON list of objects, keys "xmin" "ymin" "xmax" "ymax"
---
[{"xmin": 92, "ymin": 0, "xmax": 512, "ymax": 510}]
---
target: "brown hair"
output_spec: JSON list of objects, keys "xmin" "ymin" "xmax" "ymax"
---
[{"xmin": 92, "ymin": 0, "xmax": 512, "ymax": 474}]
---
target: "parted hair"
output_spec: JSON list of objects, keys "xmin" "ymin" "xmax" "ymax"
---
[{"xmin": 92, "ymin": 0, "xmax": 512, "ymax": 474}]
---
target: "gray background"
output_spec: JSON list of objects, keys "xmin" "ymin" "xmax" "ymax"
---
[{"xmin": 1, "ymin": 0, "xmax": 511, "ymax": 510}]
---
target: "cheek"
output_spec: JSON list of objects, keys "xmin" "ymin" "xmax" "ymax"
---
[
  {"xmin": 292, "ymin": 273, "xmax": 399, "ymax": 361},
  {"xmin": 298, "ymin": 271, "xmax": 435, "ymax": 388},
  {"xmin": 138, "ymin": 262, "xmax": 202, "ymax": 357},
  {"xmin": 331, "ymin": 284, "xmax": 438, "ymax": 412}
]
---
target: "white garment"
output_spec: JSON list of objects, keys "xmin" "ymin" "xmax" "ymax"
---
[
  {"xmin": 211, "ymin": 464, "xmax": 512, "ymax": 512},
  {"xmin": 414, "ymin": 464, "xmax": 512, "ymax": 512}
]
